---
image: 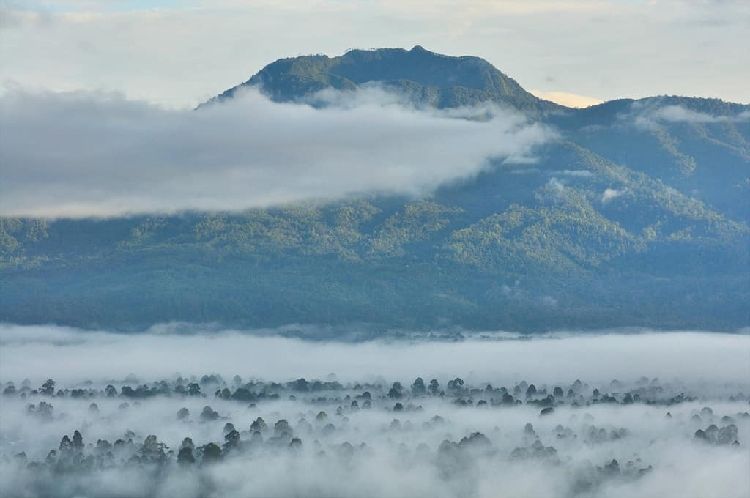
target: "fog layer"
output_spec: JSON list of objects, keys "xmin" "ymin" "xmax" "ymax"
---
[
  {"xmin": 0, "ymin": 87, "xmax": 552, "ymax": 217},
  {"xmin": 0, "ymin": 325, "xmax": 748, "ymax": 386},
  {"xmin": 1, "ymin": 325, "xmax": 748, "ymax": 498}
]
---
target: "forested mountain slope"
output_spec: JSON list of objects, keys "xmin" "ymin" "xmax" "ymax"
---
[{"xmin": 2, "ymin": 47, "xmax": 748, "ymax": 333}]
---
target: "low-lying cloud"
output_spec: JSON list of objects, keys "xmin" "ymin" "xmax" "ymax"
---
[
  {"xmin": 0, "ymin": 87, "xmax": 553, "ymax": 218},
  {"xmin": 601, "ymin": 187, "xmax": 625, "ymax": 204},
  {"xmin": 1, "ymin": 324, "xmax": 747, "ymax": 386},
  {"xmin": 631, "ymin": 103, "xmax": 750, "ymax": 131}
]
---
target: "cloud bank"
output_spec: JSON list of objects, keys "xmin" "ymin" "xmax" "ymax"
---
[
  {"xmin": 0, "ymin": 88, "xmax": 552, "ymax": 218},
  {"xmin": 1, "ymin": 325, "xmax": 747, "ymax": 386}
]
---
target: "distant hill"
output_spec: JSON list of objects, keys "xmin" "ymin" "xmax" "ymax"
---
[{"xmin": 2, "ymin": 47, "xmax": 748, "ymax": 333}]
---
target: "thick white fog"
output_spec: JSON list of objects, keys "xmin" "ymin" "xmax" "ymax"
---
[
  {"xmin": 0, "ymin": 324, "xmax": 747, "ymax": 385},
  {"xmin": 1, "ymin": 325, "xmax": 748, "ymax": 498},
  {"xmin": 0, "ymin": 87, "xmax": 552, "ymax": 218}
]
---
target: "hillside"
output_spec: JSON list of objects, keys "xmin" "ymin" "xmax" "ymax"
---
[{"xmin": 1, "ymin": 47, "xmax": 748, "ymax": 333}]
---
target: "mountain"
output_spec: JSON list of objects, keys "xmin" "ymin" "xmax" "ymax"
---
[
  {"xmin": 1, "ymin": 47, "xmax": 748, "ymax": 334},
  {"xmin": 208, "ymin": 45, "xmax": 558, "ymax": 113}
]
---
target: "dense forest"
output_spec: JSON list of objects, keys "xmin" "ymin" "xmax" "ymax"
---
[{"xmin": 2, "ymin": 370, "xmax": 746, "ymax": 498}]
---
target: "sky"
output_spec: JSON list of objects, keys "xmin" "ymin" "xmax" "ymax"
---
[{"xmin": 1, "ymin": 0, "xmax": 749, "ymax": 108}]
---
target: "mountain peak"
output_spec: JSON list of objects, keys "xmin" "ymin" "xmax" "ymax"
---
[{"xmin": 210, "ymin": 46, "xmax": 559, "ymax": 112}]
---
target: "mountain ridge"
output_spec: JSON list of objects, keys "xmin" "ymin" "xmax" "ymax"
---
[{"xmin": 206, "ymin": 46, "xmax": 749, "ymax": 117}]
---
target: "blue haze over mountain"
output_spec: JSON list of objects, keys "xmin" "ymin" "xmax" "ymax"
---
[{"xmin": 2, "ymin": 47, "xmax": 748, "ymax": 334}]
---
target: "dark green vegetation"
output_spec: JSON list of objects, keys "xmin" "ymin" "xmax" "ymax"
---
[
  {"xmin": 208, "ymin": 45, "xmax": 553, "ymax": 113},
  {"xmin": 2, "ymin": 47, "xmax": 749, "ymax": 332},
  {"xmin": 6, "ymin": 374, "xmax": 746, "ymax": 498}
]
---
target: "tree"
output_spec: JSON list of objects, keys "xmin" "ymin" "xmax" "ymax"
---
[
  {"xmin": 291, "ymin": 378, "xmax": 309, "ymax": 392},
  {"xmin": 200, "ymin": 406, "xmax": 219, "ymax": 421},
  {"xmin": 201, "ymin": 442, "xmax": 221, "ymax": 463},
  {"xmin": 388, "ymin": 382, "xmax": 403, "ymax": 399},
  {"xmin": 447, "ymin": 378, "xmax": 464, "ymax": 392},
  {"xmin": 177, "ymin": 446, "xmax": 195, "ymax": 465},
  {"xmin": 274, "ymin": 419, "xmax": 292, "ymax": 438},
  {"xmin": 141, "ymin": 435, "xmax": 167, "ymax": 463},
  {"xmin": 72, "ymin": 430, "xmax": 84, "ymax": 450},
  {"xmin": 411, "ymin": 377, "xmax": 426, "ymax": 396},
  {"xmin": 40, "ymin": 379, "xmax": 55, "ymax": 396},
  {"xmin": 428, "ymin": 379, "xmax": 440, "ymax": 395},
  {"xmin": 29, "ymin": 401, "xmax": 54, "ymax": 421},
  {"xmin": 232, "ymin": 387, "xmax": 254, "ymax": 401},
  {"xmin": 223, "ymin": 430, "xmax": 240, "ymax": 452},
  {"xmin": 250, "ymin": 417, "xmax": 267, "ymax": 432},
  {"xmin": 95, "ymin": 439, "xmax": 111, "ymax": 453},
  {"xmin": 59, "ymin": 435, "xmax": 72, "ymax": 453}
]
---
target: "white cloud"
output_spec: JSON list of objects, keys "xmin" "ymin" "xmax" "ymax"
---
[
  {"xmin": 631, "ymin": 104, "xmax": 750, "ymax": 131},
  {"xmin": 601, "ymin": 188, "xmax": 624, "ymax": 204},
  {"xmin": 556, "ymin": 170, "xmax": 593, "ymax": 177},
  {"xmin": 0, "ymin": 87, "xmax": 554, "ymax": 217},
  {"xmin": 535, "ymin": 177, "xmax": 568, "ymax": 203}
]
